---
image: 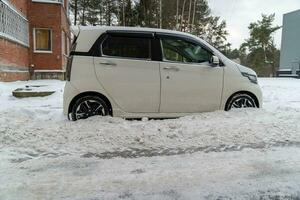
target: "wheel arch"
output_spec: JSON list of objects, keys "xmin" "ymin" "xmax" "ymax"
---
[
  {"xmin": 225, "ymin": 91, "xmax": 260, "ymax": 111},
  {"xmin": 68, "ymin": 91, "xmax": 113, "ymax": 117}
]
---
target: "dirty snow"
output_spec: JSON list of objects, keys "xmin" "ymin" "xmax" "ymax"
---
[{"xmin": 1, "ymin": 78, "xmax": 300, "ymax": 199}]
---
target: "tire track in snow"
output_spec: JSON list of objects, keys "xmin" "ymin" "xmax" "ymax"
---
[{"xmin": 81, "ymin": 140, "xmax": 300, "ymax": 159}]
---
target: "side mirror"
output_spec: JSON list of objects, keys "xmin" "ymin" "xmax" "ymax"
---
[{"xmin": 211, "ymin": 55, "xmax": 220, "ymax": 66}]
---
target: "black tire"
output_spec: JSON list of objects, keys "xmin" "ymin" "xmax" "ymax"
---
[
  {"xmin": 71, "ymin": 96, "xmax": 109, "ymax": 121},
  {"xmin": 225, "ymin": 93, "xmax": 258, "ymax": 111}
]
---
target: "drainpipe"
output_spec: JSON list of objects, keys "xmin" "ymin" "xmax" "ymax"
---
[{"xmin": 298, "ymin": 61, "xmax": 300, "ymax": 79}]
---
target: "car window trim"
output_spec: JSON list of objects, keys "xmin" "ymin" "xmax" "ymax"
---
[
  {"xmin": 155, "ymin": 32, "xmax": 214, "ymax": 54},
  {"xmin": 100, "ymin": 54, "xmax": 153, "ymax": 61},
  {"xmin": 160, "ymin": 59, "xmax": 211, "ymax": 65},
  {"xmin": 106, "ymin": 30, "xmax": 155, "ymax": 38}
]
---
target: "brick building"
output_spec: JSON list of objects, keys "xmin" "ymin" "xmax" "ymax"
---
[{"xmin": 0, "ymin": 0, "xmax": 71, "ymax": 81}]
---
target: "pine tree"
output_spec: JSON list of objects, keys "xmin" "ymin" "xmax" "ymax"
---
[{"xmin": 241, "ymin": 14, "xmax": 281, "ymax": 76}]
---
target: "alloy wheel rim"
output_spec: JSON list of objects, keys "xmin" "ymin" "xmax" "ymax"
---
[
  {"xmin": 230, "ymin": 97, "xmax": 256, "ymax": 109},
  {"xmin": 75, "ymin": 100, "xmax": 105, "ymax": 119}
]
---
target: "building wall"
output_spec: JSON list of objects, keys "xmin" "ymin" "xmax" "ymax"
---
[
  {"xmin": 0, "ymin": 70, "xmax": 29, "ymax": 82},
  {"xmin": 60, "ymin": 2, "xmax": 71, "ymax": 70},
  {"xmin": 28, "ymin": 2, "xmax": 63, "ymax": 71},
  {"xmin": 0, "ymin": 0, "xmax": 29, "ymax": 81},
  {"xmin": 0, "ymin": 0, "xmax": 70, "ymax": 81},
  {"xmin": 0, "ymin": 38, "xmax": 29, "ymax": 82},
  {"xmin": 9, "ymin": 0, "xmax": 28, "ymax": 15},
  {"xmin": 0, "ymin": 38, "xmax": 29, "ymax": 68},
  {"xmin": 280, "ymin": 10, "xmax": 300, "ymax": 74}
]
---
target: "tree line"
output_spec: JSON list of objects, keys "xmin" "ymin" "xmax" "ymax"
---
[
  {"xmin": 70, "ymin": 0, "xmax": 281, "ymax": 76},
  {"xmin": 70, "ymin": 0, "xmax": 231, "ymax": 52}
]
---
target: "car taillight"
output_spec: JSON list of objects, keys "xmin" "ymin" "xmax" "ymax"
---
[{"xmin": 66, "ymin": 56, "xmax": 73, "ymax": 81}]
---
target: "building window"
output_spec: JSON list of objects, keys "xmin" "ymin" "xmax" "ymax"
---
[{"xmin": 34, "ymin": 28, "xmax": 52, "ymax": 53}]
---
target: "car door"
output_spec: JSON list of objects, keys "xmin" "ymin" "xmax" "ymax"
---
[
  {"xmin": 94, "ymin": 33, "xmax": 160, "ymax": 113},
  {"xmin": 159, "ymin": 35, "xmax": 224, "ymax": 113}
]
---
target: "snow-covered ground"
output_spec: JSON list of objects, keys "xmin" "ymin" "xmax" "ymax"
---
[{"xmin": 1, "ymin": 78, "xmax": 300, "ymax": 199}]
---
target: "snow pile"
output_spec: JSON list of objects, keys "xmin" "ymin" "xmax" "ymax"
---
[
  {"xmin": 1, "ymin": 78, "xmax": 300, "ymax": 199},
  {"xmin": 1, "ymin": 109, "xmax": 300, "ymax": 160},
  {"xmin": 1, "ymin": 78, "xmax": 300, "ymax": 159},
  {"xmin": 0, "ymin": 80, "xmax": 65, "ymax": 121},
  {"xmin": 260, "ymin": 78, "xmax": 300, "ymax": 110}
]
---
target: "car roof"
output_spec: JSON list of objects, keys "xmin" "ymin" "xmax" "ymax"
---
[
  {"xmin": 73, "ymin": 26, "xmax": 195, "ymax": 37},
  {"xmin": 71, "ymin": 26, "xmax": 218, "ymax": 56}
]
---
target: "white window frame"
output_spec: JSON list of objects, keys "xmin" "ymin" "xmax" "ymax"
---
[
  {"xmin": 33, "ymin": 28, "xmax": 53, "ymax": 54},
  {"xmin": 62, "ymin": 30, "xmax": 67, "ymax": 56},
  {"xmin": 32, "ymin": 0, "xmax": 63, "ymax": 5}
]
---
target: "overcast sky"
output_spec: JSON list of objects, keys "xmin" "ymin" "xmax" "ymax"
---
[{"xmin": 208, "ymin": 0, "xmax": 300, "ymax": 49}]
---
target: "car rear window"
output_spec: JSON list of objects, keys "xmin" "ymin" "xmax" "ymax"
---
[{"xmin": 102, "ymin": 36, "xmax": 151, "ymax": 59}]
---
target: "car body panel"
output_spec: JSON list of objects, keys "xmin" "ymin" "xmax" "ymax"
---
[
  {"xmin": 94, "ymin": 57, "xmax": 161, "ymax": 113},
  {"xmin": 220, "ymin": 62, "xmax": 263, "ymax": 110},
  {"xmin": 63, "ymin": 56, "xmax": 119, "ymax": 116},
  {"xmin": 160, "ymin": 61, "xmax": 224, "ymax": 113}
]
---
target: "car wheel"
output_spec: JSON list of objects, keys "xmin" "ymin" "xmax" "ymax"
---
[
  {"xmin": 71, "ymin": 96, "xmax": 109, "ymax": 121},
  {"xmin": 226, "ymin": 93, "xmax": 258, "ymax": 111}
]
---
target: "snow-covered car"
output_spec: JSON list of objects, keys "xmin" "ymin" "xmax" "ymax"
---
[{"xmin": 63, "ymin": 26, "xmax": 262, "ymax": 120}]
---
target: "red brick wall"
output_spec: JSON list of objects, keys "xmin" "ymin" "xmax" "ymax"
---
[
  {"xmin": 8, "ymin": 0, "xmax": 28, "ymax": 16},
  {"xmin": 0, "ymin": 0, "xmax": 29, "ymax": 82},
  {"xmin": 0, "ymin": 38, "xmax": 29, "ymax": 68},
  {"xmin": 61, "ymin": 3, "xmax": 71, "ymax": 70},
  {"xmin": 0, "ymin": 1, "xmax": 70, "ymax": 81},
  {"xmin": 0, "ymin": 71, "xmax": 29, "ymax": 82},
  {"xmin": 28, "ymin": 2, "xmax": 64, "ymax": 70},
  {"xmin": 61, "ymin": 2, "xmax": 71, "ymax": 35}
]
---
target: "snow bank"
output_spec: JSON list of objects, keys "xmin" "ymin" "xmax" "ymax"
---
[
  {"xmin": 1, "ymin": 78, "xmax": 300, "ymax": 159},
  {"xmin": 0, "ymin": 80, "xmax": 65, "ymax": 121},
  {"xmin": 1, "ymin": 78, "xmax": 300, "ymax": 199}
]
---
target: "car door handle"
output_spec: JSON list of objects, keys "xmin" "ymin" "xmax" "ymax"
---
[
  {"xmin": 99, "ymin": 62, "xmax": 117, "ymax": 66},
  {"xmin": 163, "ymin": 66, "xmax": 180, "ymax": 71}
]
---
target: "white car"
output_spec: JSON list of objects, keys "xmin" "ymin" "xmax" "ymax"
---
[{"xmin": 64, "ymin": 26, "xmax": 262, "ymax": 120}]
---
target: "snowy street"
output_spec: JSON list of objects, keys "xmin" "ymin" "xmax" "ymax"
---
[{"xmin": 1, "ymin": 78, "xmax": 300, "ymax": 199}]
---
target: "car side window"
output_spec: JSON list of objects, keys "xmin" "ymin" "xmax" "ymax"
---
[
  {"xmin": 161, "ymin": 37, "xmax": 212, "ymax": 63},
  {"xmin": 102, "ymin": 36, "xmax": 151, "ymax": 59}
]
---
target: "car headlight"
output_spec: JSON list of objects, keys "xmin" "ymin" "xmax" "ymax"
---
[{"xmin": 241, "ymin": 72, "xmax": 258, "ymax": 84}]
